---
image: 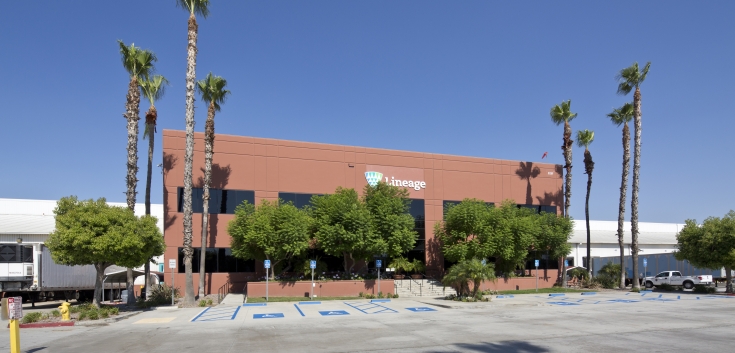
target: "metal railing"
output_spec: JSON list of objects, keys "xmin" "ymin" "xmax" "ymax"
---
[{"xmin": 217, "ymin": 280, "xmax": 230, "ymax": 303}]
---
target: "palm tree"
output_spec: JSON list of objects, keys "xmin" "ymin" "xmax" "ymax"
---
[
  {"xmin": 118, "ymin": 40, "xmax": 156, "ymax": 305},
  {"xmin": 140, "ymin": 75, "xmax": 169, "ymax": 297},
  {"xmin": 607, "ymin": 103, "xmax": 634, "ymax": 289},
  {"xmin": 550, "ymin": 100, "xmax": 577, "ymax": 287},
  {"xmin": 576, "ymin": 130, "xmax": 595, "ymax": 276},
  {"xmin": 176, "ymin": 0, "xmax": 210, "ymax": 304},
  {"xmin": 616, "ymin": 62, "xmax": 651, "ymax": 290},
  {"xmin": 196, "ymin": 72, "xmax": 230, "ymax": 297}
]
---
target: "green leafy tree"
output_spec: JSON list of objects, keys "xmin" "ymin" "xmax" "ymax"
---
[
  {"xmin": 616, "ymin": 61, "xmax": 651, "ymax": 290},
  {"xmin": 534, "ymin": 211, "xmax": 573, "ymax": 270},
  {"xmin": 196, "ymin": 72, "xmax": 230, "ymax": 296},
  {"xmin": 576, "ymin": 129, "xmax": 595, "ymax": 275},
  {"xmin": 311, "ymin": 188, "xmax": 377, "ymax": 273},
  {"xmin": 443, "ymin": 259, "xmax": 496, "ymax": 299},
  {"xmin": 118, "ymin": 40, "xmax": 156, "ymax": 305},
  {"xmin": 606, "ymin": 102, "xmax": 634, "ymax": 288},
  {"xmin": 436, "ymin": 199, "xmax": 538, "ymax": 274},
  {"xmin": 228, "ymin": 200, "xmax": 311, "ymax": 279},
  {"xmin": 176, "ymin": 0, "xmax": 210, "ymax": 304},
  {"xmin": 46, "ymin": 197, "xmax": 164, "ymax": 307},
  {"xmin": 140, "ymin": 74, "xmax": 169, "ymax": 297},
  {"xmin": 675, "ymin": 212, "xmax": 735, "ymax": 293},
  {"xmin": 363, "ymin": 182, "xmax": 418, "ymax": 259}
]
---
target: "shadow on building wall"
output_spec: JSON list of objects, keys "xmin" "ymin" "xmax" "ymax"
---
[
  {"xmin": 196, "ymin": 163, "xmax": 232, "ymax": 295},
  {"xmin": 515, "ymin": 162, "xmax": 541, "ymax": 206}
]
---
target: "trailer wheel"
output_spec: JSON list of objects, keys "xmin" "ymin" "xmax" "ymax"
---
[
  {"xmin": 683, "ymin": 281, "xmax": 694, "ymax": 290},
  {"xmin": 645, "ymin": 281, "xmax": 654, "ymax": 289}
]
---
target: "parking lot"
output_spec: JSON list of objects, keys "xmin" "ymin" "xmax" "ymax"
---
[{"xmin": 2, "ymin": 291, "xmax": 735, "ymax": 352}]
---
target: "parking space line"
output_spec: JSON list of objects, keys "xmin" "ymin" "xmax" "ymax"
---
[
  {"xmin": 191, "ymin": 306, "xmax": 241, "ymax": 322},
  {"xmin": 344, "ymin": 301, "xmax": 398, "ymax": 314},
  {"xmin": 191, "ymin": 307, "xmax": 211, "ymax": 322},
  {"xmin": 294, "ymin": 304, "xmax": 305, "ymax": 317}
]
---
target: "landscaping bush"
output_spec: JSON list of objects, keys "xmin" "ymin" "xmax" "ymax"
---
[
  {"xmin": 198, "ymin": 298, "xmax": 213, "ymax": 307},
  {"xmin": 358, "ymin": 292, "xmax": 364, "ymax": 298},
  {"xmin": 86, "ymin": 310, "xmax": 99, "ymax": 320},
  {"xmin": 78, "ymin": 311, "xmax": 87, "ymax": 320},
  {"xmin": 593, "ymin": 263, "xmax": 621, "ymax": 289},
  {"xmin": 693, "ymin": 284, "xmax": 716, "ymax": 294},
  {"xmin": 100, "ymin": 310, "xmax": 110, "ymax": 319},
  {"xmin": 392, "ymin": 293, "xmax": 399, "ymax": 298},
  {"xmin": 51, "ymin": 309, "xmax": 61, "ymax": 318},
  {"xmin": 21, "ymin": 312, "xmax": 43, "ymax": 324},
  {"xmin": 377, "ymin": 292, "xmax": 384, "ymax": 298},
  {"xmin": 145, "ymin": 283, "xmax": 179, "ymax": 306}
]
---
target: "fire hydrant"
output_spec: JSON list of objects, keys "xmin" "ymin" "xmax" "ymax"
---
[{"xmin": 59, "ymin": 302, "xmax": 71, "ymax": 321}]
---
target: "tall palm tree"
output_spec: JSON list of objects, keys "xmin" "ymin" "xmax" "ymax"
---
[
  {"xmin": 196, "ymin": 72, "xmax": 230, "ymax": 297},
  {"xmin": 118, "ymin": 40, "xmax": 156, "ymax": 305},
  {"xmin": 576, "ymin": 130, "xmax": 595, "ymax": 277},
  {"xmin": 140, "ymin": 75, "xmax": 169, "ymax": 297},
  {"xmin": 176, "ymin": 0, "xmax": 210, "ymax": 304},
  {"xmin": 617, "ymin": 62, "xmax": 650, "ymax": 290},
  {"xmin": 550, "ymin": 100, "xmax": 577, "ymax": 287},
  {"xmin": 607, "ymin": 103, "xmax": 634, "ymax": 288}
]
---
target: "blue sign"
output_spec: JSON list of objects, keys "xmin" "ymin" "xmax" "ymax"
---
[
  {"xmin": 376, "ymin": 260, "xmax": 382, "ymax": 268},
  {"xmin": 564, "ymin": 260, "xmax": 569, "ymax": 267},
  {"xmin": 264, "ymin": 260, "xmax": 271, "ymax": 269},
  {"xmin": 406, "ymin": 307, "xmax": 437, "ymax": 312},
  {"xmin": 534, "ymin": 259, "xmax": 539, "ymax": 267},
  {"xmin": 319, "ymin": 310, "xmax": 349, "ymax": 316},
  {"xmin": 253, "ymin": 313, "xmax": 283, "ymax": 319},
  {"xmin": 643, "ymin": 258, "xmax": 647, "ymax": 267},
  {"xmin": 310, "ymin": 260, "xmax": 316, "ymax": 269}
]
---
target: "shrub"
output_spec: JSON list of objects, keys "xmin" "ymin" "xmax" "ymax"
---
[
  {"xmin": 392, "ymin": 293, "xmax": 399, "ymax": 298},
  {"xmin": 100, "ymin": 310, "xmax": 109, "ymax": 319},
  {"xmin": 568, "ymin": 267, "xmax": 590, "ymax": 281},
  {"xmin": 108, "ymin": 307, "xmax": 119, "ymax": 315},
  {"xmin": 443, "ymin": 259, "xmax": 496, "ymax": 299},
  {"xmin": 693, "ymin": 284, "xmax": 716, "ymax": 294},
  {"xmin": 21, "ymin": 312, "xmax": 43, "ymax": 324},
  {"xmin": 77, "ymin": 311, "xmax": 87, "ymax": 320},
  {"xmin": 377, "ymin": 291, "xmax": 384, "ymax": 298},
  {"xmin": 630, "ymin": 287, "xmax": 640, "ymax": 293},
  {"xmin": 146, "ymin": 283, "xmax": 179, "ymax": 306},
  {"xmin": 198, "ymin": 298, "xmax": 214, "ymax": 307},
  {"xmin": 594, "ymin": 263, "xmax": 622, "ymax": 289},
  {"xmin": 51, "ymin": 309, "xmax": 61, "ymax": 318},
  {"xmin": 86, "ymin": 310, "xmax": 99, "ymax": 320},
  {"xmin": 358, "ymin": 292, "xmax": 364, "ymax": 298}
]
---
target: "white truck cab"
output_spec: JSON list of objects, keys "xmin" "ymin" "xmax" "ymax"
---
[{"xmin": 644, "ymin": 271, "xmax": 713, "ymax": 289}]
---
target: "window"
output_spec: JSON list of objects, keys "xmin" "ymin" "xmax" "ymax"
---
[
  {"xmin": 177, "ymin": 188, "xmax": 254, "ymax": 214},
  {"xmin": 517, "ymin": 204, "xmax": 557, "ymax": 214},
  {"xmin": 672, "ymin": 272, "xmax": 682, "ymax": 277},
  {"xmin": 409, "ymin": 199, "xmax": 425, "ymax": 252},
  {"xmin": 178, "ymin": 247, "xmax": 255, "ymax": 273},
  {"xmin": 278, "ymin": 192, "xmax": 321, "ymax": 209}
]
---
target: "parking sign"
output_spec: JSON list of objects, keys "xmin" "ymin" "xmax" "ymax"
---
[
  {"xmin": 310, "ymin": 260, "xmax": 316, "ymax": 269},
  {"xmin": 534, "ymin": 259, "xmax": 539, "ymax": 267},
  {"xmin": 376, "ymin": 260, "xmax": 382, "ymax": 268},
  {"xmin": 643, "ymin": 258, "xmax": 647, "ymax": 267},
  {"xmin": 264, "ymin": 260, "xmax": 271, "ymax": 269},
  {"xmin": 168, "ymin": 259, "xmax": 176, "ymax": 269},
  {"xmin": 8, "ymin": 297, "xmax": 22, "ymax": 320}
]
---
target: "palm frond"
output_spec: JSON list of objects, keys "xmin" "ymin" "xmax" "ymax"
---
[
  {"xmin": 140, "ymin": 75, "xmax": 170, "ymax": 105},
  {"xmin": 176, "ymin": 0, "xmax": 210, "ymax": 18},
  {"xmin": 606, "ymin": 103, "xmax": 634, "ymax": 126},
  {"xmin": 197, "ymin": 72, "xmax": 231, "ymax": 112},
  {"xmin": 575, "ymin": 130, "xmax": 594, "ymax": 148},
  {"xmin": 616, "ymin": 61, "xmax": 651, "ymax": 95},
  {"xmin": 549, "ymin": 100, "xmax": 577, "ymax": 125},
  {"xmin": 118, "ymin": 40, "xmax": 157, "ymax": 80},
  {"xmin": 639, "ymin": 61, "xmax": 651, "ymax": 84}
]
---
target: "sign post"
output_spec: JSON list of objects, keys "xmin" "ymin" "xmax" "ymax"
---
[
  {"xmin": 8, "ymin": 296, "xmax": 22, "ymax": 353},
  {"xmin": 534, "ymin": 259, "xmax": 539, "ymax": 292},
  {"xmin": 310, "ymin": 260, "xmax": 316, "ymax": 300},
  {"xmin": 264, "ymin": 260, "xmax": 271, "ymax": 302},
  {"xmin": 168, "ymin": 259, "xmax": 176, "ymax": 306},
  {"xmin": 376, "ymin": 260, "xmax": 382, "ymax": 295}
]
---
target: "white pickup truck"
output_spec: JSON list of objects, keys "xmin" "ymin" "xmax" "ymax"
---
[{"xmin": 644, "ymin": 271, "xmax": 713, "ymax": 289}]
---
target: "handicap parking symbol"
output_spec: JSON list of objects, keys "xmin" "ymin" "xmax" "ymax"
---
[
  {"xmin": 253, "ymin": 313, "xmax": 284, "ymax": 319},
  {"xmin": 406, "ymin": 307, "xmax": 437, "ymax": 312},
  {"xmin": 548, "ymin": 301, "xmax": 579, "ymax": 306},
  {"xmin": 607, "ymin": 299, "xmax": 638, "ymax": 303},
  {"xmin": 319, "ymin": 310, "xmax": 349, "ymax": 316}
]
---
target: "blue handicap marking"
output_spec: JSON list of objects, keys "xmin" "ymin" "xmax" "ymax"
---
[
  {"xmin": 253, "ymin": 313, "xmax": 284, "ymax": 319},
  {"xmin": 344, "ymin": 301, "xmax": 398, "ymax": 314},
  {"xmin": 548, "ymin": 301, "xmax": 579, "ymax": 306},
  {"xmin": 191, "ymin": 306, "xmax": 241, "ymax": 322},
  {"xmin": 644, "ymin": 298, "xmax": 677, "ymax": 302},
  {"xmin": 607, "ymin": 299, "xmax": 638, "ymax": 303},
  {"xmin": 243, "ymin": 303, "xmax": 267, "ymax": 307},
  {"xmin": 406, "ymin": 307, "xmax": 437, "ymax": 312},
  {"xmin": 319, "ymin": 310, "xmax": 349, "ymax": 316},
  {"xmin": 496, "ymin": 295, "xmax": 514, "ymax": 299}
]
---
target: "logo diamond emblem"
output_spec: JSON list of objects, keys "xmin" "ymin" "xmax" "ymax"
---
[{"xmin": 365, "ymin": 171, "xmax": 383, "ymax": 187}]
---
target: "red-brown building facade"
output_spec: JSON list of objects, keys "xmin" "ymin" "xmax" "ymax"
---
[{"xmin": 162, "ymin": 129, "xmax": 562, "ymax": 294}]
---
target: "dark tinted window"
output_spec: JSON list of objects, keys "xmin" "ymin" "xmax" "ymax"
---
[
  {"xmin": 278, "ymin": 193, "xmax": 320, "ymax": 209},
  {"xmin": 178, "ymin": 247, "xmax": 254, "ymax": 273},
  {"xmin": 517, "ymin": 204, "xmax": 557, "ymax": 214},
  {"xmin": 443, "ymin": 200, "xmax": 494, "ymax": 219},
  {"xmin": 177, "ymin": 188, "xmax": 254, "ymax": 214}
]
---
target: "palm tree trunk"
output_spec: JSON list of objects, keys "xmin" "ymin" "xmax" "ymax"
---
[
  {"xmin": 124, "ymin": 75, "xmax": 141, "ymax": 306},
  {"xmin": 617, "ymin": 123, "xmax": 630, "ymax": 289},
  {"xmin": 561, "ymin": 120, "xmax": 572, "ymax": 287},
  {"xmin": 144, "ymin": 109, "xmax": 156, "ymax": 299},
  {"xmin": 199, "ymin": 102, "xmax": 216, "ymax": 297},
  {"xmin": 725, "ymin": 266, "xmax": 732, "ymax": 294},
  {"xmin": 182, "ymin": 12, "xmax": 198, "ymax": 304},
  {"xmin": 583, "ymin": 149, "xmax": 594, "ymax": 277},
  {"xmin": 631, "ymin": 87, "xmax": 642, "ymax": 290}
]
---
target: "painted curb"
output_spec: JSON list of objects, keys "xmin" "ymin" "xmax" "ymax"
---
[{"xmin": 10, "ymin": 322, "xmax": 75, "ymax": 329}]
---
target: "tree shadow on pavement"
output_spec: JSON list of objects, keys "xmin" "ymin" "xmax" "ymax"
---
[{"xmin": 428, "ymin": 340, "xmax": 549, "ymax": 353}]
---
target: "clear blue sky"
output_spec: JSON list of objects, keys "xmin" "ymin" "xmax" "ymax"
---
[{"xmin": 1, "ymin": 1, "xmax": 733, "ymax": 223}]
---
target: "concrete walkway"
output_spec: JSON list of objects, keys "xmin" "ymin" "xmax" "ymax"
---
[{"xmin": 219, "ymin": 294, "xmax": 245, "ymax": 306}]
